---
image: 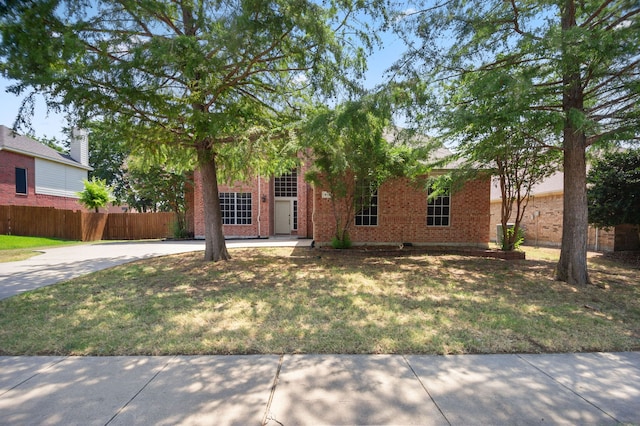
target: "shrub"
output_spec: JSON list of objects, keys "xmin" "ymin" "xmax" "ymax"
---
[{"xmin": 331, "ymin": 234, "xmax": 352, "ymax": 249}]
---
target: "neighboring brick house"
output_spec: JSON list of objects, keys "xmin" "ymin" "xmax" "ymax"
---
[
  {"xmin": 489, "ymin": 172, "xmax": 638, "ymax": 251},
  {"xmin": 0, "ymin": 125, "xmax": 91, "ymax": 210},
  {"xmin": 188, "ymin": 148, "xmax": 491, "ymax": 248}
]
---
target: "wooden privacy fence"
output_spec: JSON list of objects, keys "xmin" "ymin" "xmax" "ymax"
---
[
  {"xmin": 103, "ymin": 212, "xmax": 176, "ymax": 240},
  {"xmin": 0, "ymin": 205, "xmax": 176, "ymax": 241}
]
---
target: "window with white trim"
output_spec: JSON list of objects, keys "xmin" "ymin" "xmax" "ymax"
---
[
  {"xmin": 15, "ymin": 168, "xmax": 27, "ymax": 194},
  {"xmin": 355, "ymin": 182, "xmax": 378, "ymax": 226},
  {"xmin": 427, "ymin": 185, "xmax": 450, "ymax": 226},
  {"xmin": 220, "ymin": 192, "xmax": 252, "ymax": 225}
]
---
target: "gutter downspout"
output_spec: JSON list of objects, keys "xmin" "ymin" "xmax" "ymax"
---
[{"xmin": 257, "ymin": 175, "xmax": 261, "ymax": 238}]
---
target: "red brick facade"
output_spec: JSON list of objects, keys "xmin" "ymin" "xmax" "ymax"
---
[
  {"xmin": 189, "ymin": 161, "xmax": 491, "ymax": 246},
  {"xmin": 0, "ymin": 150, "xmax": 85, "ymax": 211},
  {"xmin": 190, "ymin": 168, "xmax": 313, "ymax": 239},
  {"xmin": 312, "ymin": 176, "xmax": 491, "ymax": 247}
]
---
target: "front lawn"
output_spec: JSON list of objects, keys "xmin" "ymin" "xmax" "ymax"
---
[{"xmin": 0, "ymin": 246, "xmax": 638, "ymax": 355}]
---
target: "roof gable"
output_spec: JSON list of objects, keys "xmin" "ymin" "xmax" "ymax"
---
[{"xmin": 0, "ymin": 125, "xmax": 91, "ymax": 170}]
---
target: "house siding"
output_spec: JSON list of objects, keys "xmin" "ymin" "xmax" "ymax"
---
[
  {"xmin": 0, "ymin": 151, "xmax": 85, "ymax": 210},
  {"xmin": 35, "ymin": 158, "xmax": 85, "ymax": 198},
  {"xmin": 312, "ymin": 176, "xmax": 491, "ymax": 247}
]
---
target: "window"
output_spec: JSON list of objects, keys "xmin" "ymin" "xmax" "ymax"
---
[
  {"xmin": 220, "ymin": 192, "xmax": 252, "ymax": 225},
  {"xmin": 293, "ymin": 200, "xmax": 298, "ymax": 230},
  {"xmin": 274, "ymin": 170, "xmax": 297, "ymax": 197},
  {"xmin": 355, "ymin": 182, "xmax": 378, "ymax": 226},
  {"xmin": 15, "ymin": 168, "xmax": 27, "ymax": 194},
  {"xmin": 427, "ymin": 185, "xmax": 450, "ymax": 226}
]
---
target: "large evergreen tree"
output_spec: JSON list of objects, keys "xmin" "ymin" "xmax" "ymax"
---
[
  {"xmin": 0, "ymin": 0, "xmax": 383, "ymax": 261},
  {"xmin": 393, "ymin": 0, "xmax": 640, "ymax": 286}
]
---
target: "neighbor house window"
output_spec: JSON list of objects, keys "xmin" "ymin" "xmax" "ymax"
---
[
  {"xmin": 15, "ymin": 168, "xmax": 27, "ymax": 195},
  {"xmin": 355, "ymin": 182, "xmax": 378, "ymax": 226},
  {"xmin": 220, "ymin": 192, "xmax": 252, "ymax": 225},
  {"xmin": 427, "ymin": 185, "xmax": 450, "ymax": 226}
]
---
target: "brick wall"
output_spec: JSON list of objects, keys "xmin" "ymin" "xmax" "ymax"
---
[
  {"xmin": 489, "ymin": 192, "xmax": 616, "ymax": 251},
  {"xmin": 190, "ymin": 166, "xmax": 313, "ymax": 239},
  {"xmin": 0, "ymin": 151, "xmax": 85, "ymax": 211},
  {"xmin": 312, "ymin": 176, "xmax": 491, "ymax": 247}
]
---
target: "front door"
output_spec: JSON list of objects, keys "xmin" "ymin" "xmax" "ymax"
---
[{"xmin": 275, "ymin": 200, "xmax": 291, "ymax": 234}]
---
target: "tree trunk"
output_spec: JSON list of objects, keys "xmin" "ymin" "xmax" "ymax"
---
[
  {"xmin": 556, "ymin": 0, "xmax": 589, "ymax": 286},
  {"xmin": 556, "ymin": 134, "xmax": 590, "ymax": 285},
  {"xmin": 197, "ymin": 147, "xmax": 230, "ymax": 262}
]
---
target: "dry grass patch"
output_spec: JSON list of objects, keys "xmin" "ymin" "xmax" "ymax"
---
[{"xmin": 0, "ymin": 246, "xmax": 638, "ymax": 355}]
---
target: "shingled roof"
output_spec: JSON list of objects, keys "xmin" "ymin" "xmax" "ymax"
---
[{"xmin": 0, "ymin": 125, "xmax": 91, "ymax": 170}]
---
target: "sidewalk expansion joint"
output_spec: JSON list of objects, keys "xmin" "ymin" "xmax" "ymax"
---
[
  {"xmin": 0, "ymin": 356, "xmax": 69, "ymax": 398},
  {"xmin": 262, "ymin": 354, "xmax": 284, "ymax": 426},
  {"xmin": 516, "ymin": 354, "xmax": 620, "ymax": 424},
  {"xmin": 103, "ymin": 355, "xmax": 177, "ymax": 426},
  {"xmin": 402, "ymin": 355, "xmax": 452, "ymax": 426}
]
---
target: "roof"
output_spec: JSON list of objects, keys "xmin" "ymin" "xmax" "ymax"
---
[
  {"xmin": 0, "ymin": 125, "xmax": 92, "ymax": 170},
  {"xmin": 383, "ymin": 127, "xmax": 462, "ymax": 170},
  {"xmin": 490, "ymin": 171, "xmax": 564, "ymax": 200}
]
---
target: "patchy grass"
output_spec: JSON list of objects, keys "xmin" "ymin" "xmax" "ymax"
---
[
  {"xmin": 0, "ymin": 235, "xmax": 80, "ymax": 262},
  {"xmin": 0, "ymin": 246, "xmax": 638, "ymax": 355}
]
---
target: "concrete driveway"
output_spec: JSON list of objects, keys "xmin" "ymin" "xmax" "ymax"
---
[{"xmin": 0, "ymin": 238, "xmax": 311, "ymax": 300}]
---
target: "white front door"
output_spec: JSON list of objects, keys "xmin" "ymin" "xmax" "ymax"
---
[{"xmin": 275, "ymin": 200, "xmax": 291, "ymax": 234}]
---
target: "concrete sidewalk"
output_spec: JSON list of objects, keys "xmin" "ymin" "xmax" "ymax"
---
[
  {"xmin": 0, "ymin": 352, "xmax": 638, "ymax": 425},
  {"xmin": 0, "ymin": 238, "xmax": 312, "ymax": 300},
  {"xmin": 2, "ymin": 240, "xmax": 639, "ymax": 424}
]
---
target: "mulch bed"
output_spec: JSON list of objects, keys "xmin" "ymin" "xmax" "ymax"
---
[{"xmin": 317, "ymin": 245, "xmax": 526, "ymax": 260}]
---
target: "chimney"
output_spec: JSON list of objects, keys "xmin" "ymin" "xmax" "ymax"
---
[{"xmin": 70, "ymin": 128, "xmax": 89, "ymax": 167}]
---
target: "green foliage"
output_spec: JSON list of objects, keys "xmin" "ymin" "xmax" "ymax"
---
[
  {"xmin": 301, "ymin": 91, "xmax": 427, "ymax": 242},
  {"xmin": 86, "ymin": 121, "xmax": 131, "ymax": 204},
  {"xmin": 170, "ymin": 219, "xmax": 192, "ymax": 240},
  {"xmin": 125, "ymin": 158, "xmax": 192, "ymax": 237},
  {"xmin": 390, "ymin": 0, "xmax": 640, "ymax": 284},
  {"xmin": 77, "ymin": 177, "xmax": 113, "ymax": 213},
  {"xmin": 500, "ymin": 226, "xmax": 525, "ymax": 252},
  {"xmin": 331, "ymin": 233, "xmax": 352, "ymax": 249},
  {"xmin": 0, "ymin": 0, "xmax": 387, "ymax": 261},
  {"xmin": 37, "ymin": 135, "xmax": 67, "ymax": 154},
  {"xmin": 587, "ymin": 149, "xmax": 640, "ymax": 227}
]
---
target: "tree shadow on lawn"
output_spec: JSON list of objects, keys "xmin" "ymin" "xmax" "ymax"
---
[{"xmin": 1, "ymin": 246, "xmax": 638, "ymax": 355}]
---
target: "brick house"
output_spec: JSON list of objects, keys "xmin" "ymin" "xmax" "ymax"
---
[
  {"xmin": 0, "ymin": 125, "xmax": 91, "ymax": 210},
  {"xmin": 189, "ymin": 163, "xmax": 314, "ymax": 240},
  {"xmin": 489, "ymin": 172, "xmax": 638, "ymax": 251},
  {"xmin": 312, "ymin": 174, "xmax": 490, "ymax": 247},
  {"xmin": 188, "ymin": 150, "xmax": 491, "ymax": 248}
]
